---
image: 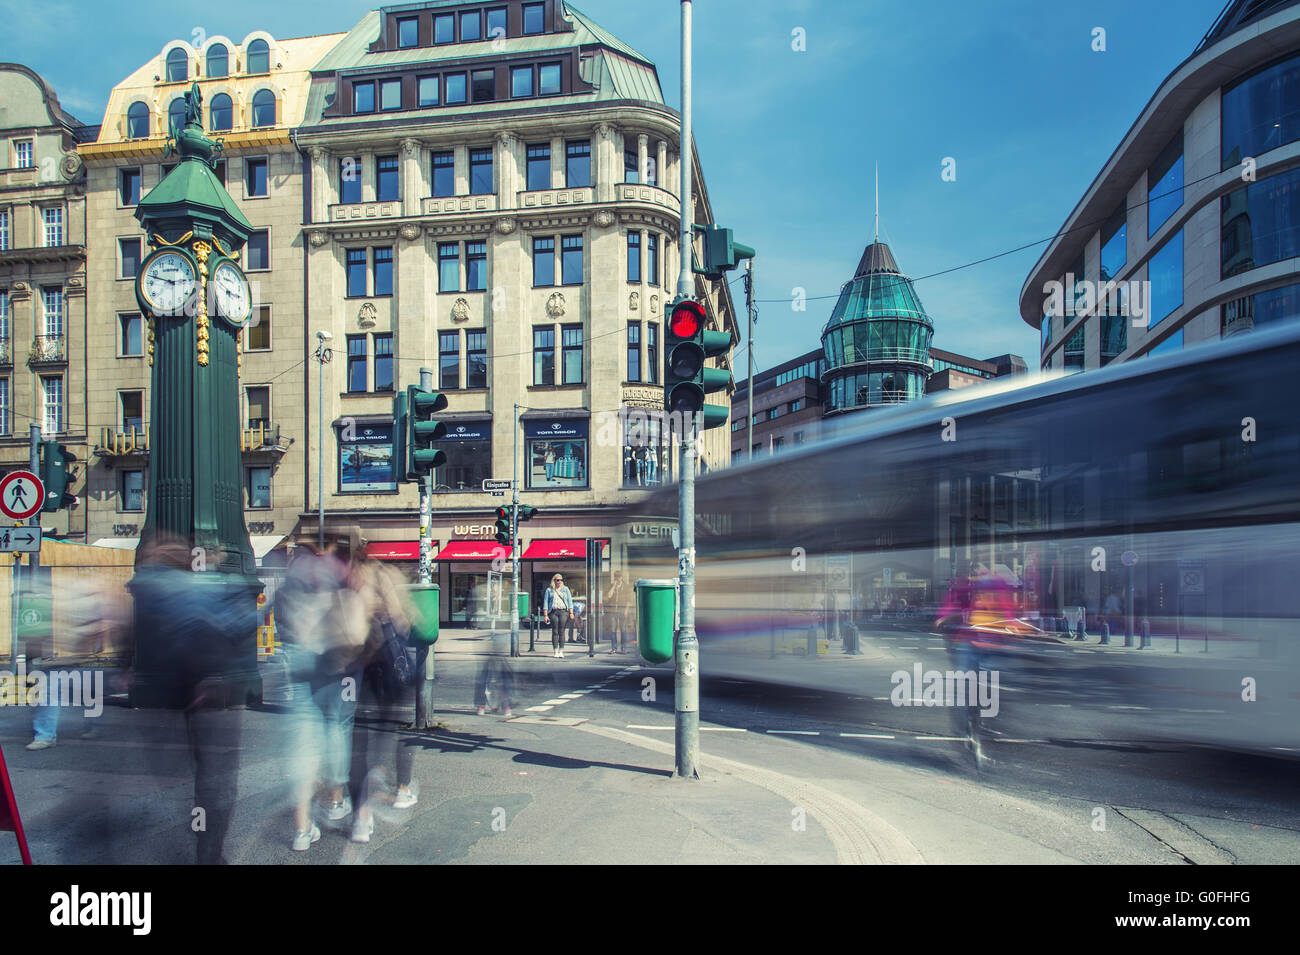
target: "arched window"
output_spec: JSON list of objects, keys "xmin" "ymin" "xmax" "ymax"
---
[
  {"xmin": 247, "ymin": 38, "xmax": 270, "ymax": 75},
  {"xmin": 251, "ymin": 89, "xmax": 276, "ymax": 128},
  {"xmin": 167, "ymin": 97, "xmax": 187, "ymax": 133},
  {"xmin": 209, "ymin": 93, "xmax": 233, "ymax": 132},
  {"xmin": 126, "ymin": 101, "xmax": 150, "ymax": 139},
  {"xmin": 206, "ymin": 43, "xmax": 229, "ymax": 79},
  {"xmin": 165, "ymin": 47, "xmax": 188, "ymax": 83}
]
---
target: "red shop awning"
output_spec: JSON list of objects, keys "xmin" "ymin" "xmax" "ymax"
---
[
  {"xmin": 435, "ymin": 541, "xmax": 512, "ymax": 561},
  {"xmin": 364, "ymin": 541, "xmax": 424, "ymax": 560},
  {"xmin": 521, "ymin": 539, "xmax": 587, "ymax": 560}
]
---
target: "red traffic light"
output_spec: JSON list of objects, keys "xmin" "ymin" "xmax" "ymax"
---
[
  {"xmin": 494, "ymin": 506, "xmax": 510, "ymax": 521},
  {"xmin": 669, "ymin": 299, "xmax": 705, "ymax": 338}
]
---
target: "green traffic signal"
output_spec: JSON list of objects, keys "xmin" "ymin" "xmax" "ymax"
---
[
  {"xmin": 405, "ymin": 384, "xmax": 448, "ymax": 480},
  {"xmin": 40, "ymin": 441, "xmax": 77, "ymax": 512},
  {"xmin": 392, "ymin": 391, "xmax": 409, "ymax": 484},
  {"xmin": 517, "ymin": 505, "xmax": 537, "ymax": 522}
]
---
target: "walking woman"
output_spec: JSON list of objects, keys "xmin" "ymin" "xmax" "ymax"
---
[{"xmin": 543, "ymin": 574, "xmax": 572, "ymax": 658}]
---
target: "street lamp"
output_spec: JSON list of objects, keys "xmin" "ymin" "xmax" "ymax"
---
[{"xmin": 314, "ymin": 330, "xmax": 333, "ymax": 551}]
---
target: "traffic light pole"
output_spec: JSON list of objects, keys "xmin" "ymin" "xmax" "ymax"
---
[
  {"xmin": 674, "ymin": 0, "xmax": 700, "ymax": 781},
  {"xmin": 8, "ymin": 427, "xmax": 39, "ymax": 668},
  {"xmin": 510, "ymin": 402, "xmax": 520, "ymax": 658},
  {"xmin": 415, "ymin": 366, "xmax": 436, "ymax": 729}
]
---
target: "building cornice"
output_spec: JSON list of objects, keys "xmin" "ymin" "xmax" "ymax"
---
[{"xmin": 78, "ymin": 128, "xmax": 294, "ymax": 164}]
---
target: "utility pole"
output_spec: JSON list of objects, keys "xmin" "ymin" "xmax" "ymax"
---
[
  {"xmin": 314, "ymin": 332, "xmax": 332, "ymax": 551},
  {"xmin": 415, "ymin": 365, "xmax": 435, "ymax": 728},
  {"xmin": 745, "ymin": 259, "xmax": 755, "ymax": 461},
  {"xmin": 674, "ymin": 0, "xmax": 700, "ymax": 780},
  {"xmin": 510, "ymin": 401, "xmax": 520, "ymax": 658}
]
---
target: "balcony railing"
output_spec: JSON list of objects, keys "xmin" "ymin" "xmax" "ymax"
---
[
  {"xmin": 96, "ymin": 425, "xmax": 149, "ymax": 457},
  {"xmin": 422, "ymin": 194, "xmax": 498, "ymax": 215},
  {"xmin": 29, "ymin": 334, "xmax": 66, "ymax": 364},
  {"xmin": 834, "ymin": 346, "xmax": 933, "ymax": 369},
  {"xmin": 328, "ymin": 199, "xmax": 401, "ymax": 222},
  {"xmin": 241, "ymin": 421, "xmax": 284, "ymax": 452}
]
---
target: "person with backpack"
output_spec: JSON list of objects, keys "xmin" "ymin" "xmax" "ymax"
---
[{"xmin": 347, "ymin": 555, "xmax": 419, "ymax": 844}]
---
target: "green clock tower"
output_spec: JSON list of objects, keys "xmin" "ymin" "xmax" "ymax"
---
[
  {"xmin": 128, "ymin": 83, "xmax": 260, "ymax": 708},
  {"xmin": 132, "ymin": 82, "xmax": 256, "ymax": 572}
]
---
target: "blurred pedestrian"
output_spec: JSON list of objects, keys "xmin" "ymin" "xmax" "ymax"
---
[
  {"xmin": 274, "ymin": 543, "xmax": 367, "ymax": 852},
  {"xmin": 606, "ymin": 572, "xmax": 630, "ymax": 653},
  {"xmin": 348, "ymin": 555, "xmax": 418, "ymax": 844},
  {"xmin": 544, "ymin": 574, "xmax": 572, "ymax": 658},
  {"xmin": 473, "ymin": 578, "xmax": 515, "ymax": 717}
]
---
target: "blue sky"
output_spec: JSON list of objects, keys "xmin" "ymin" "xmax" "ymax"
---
[{"xmin": 2, "ymin": 0, "xmax": 1228, "ymax": 368}]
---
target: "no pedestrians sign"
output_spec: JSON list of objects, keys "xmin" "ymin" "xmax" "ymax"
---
[{"xmin": 0, "ymin": 471, "xmax": 43, "ymax": 521}]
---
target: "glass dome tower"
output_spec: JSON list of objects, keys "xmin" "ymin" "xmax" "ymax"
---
[{"xmin": 820, "ymin": 239, "xmax": 935, "ymax": 413}]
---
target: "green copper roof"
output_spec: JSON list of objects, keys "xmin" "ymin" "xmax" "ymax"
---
[
  {"xmin": 135, "ymin": 84, "xmax": 252, "ymax": 244},
  {"xmin": 304, "ymin": 2, "xmax": 663, "ymax": 126},
  {"xmin": 823, "ymin": 241, "xmax": 934, "ymax": 331}
]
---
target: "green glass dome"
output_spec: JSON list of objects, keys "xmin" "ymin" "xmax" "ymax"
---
[{"xmin": 821, "ymin": 241, "xmax": 934, "ymax": 373}]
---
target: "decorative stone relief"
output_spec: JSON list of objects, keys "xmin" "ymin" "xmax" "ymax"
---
[
  {"xmin": 595, "ymin": 122, "xmax": 615, "ymax": 139},
  {"xmin": 399, "ymin": 222, "xmax": 423, "ymax": 242},
  {"xmin": 594, "ymin": 209, "xmax": 616, "ymax": 229},
  {"xmin": 357, "ymin": 301, "xmax": 377, "ymax": 328},
  {"xmin": 495, "ymin": 217, "xmax": 517, "ymax": 235},
  {"xmin": 629, "ymin": 291, "xmax": 639, "ymax": 311},
  {"xmin": 451, "ymin": 298, "xmax": 470, "ymax": 323},
  {"xmin": 400, "ymin": 138, "xmax": 420, "ymax": 158},
  {"xmin": 308, "ymin": 230, "xmax": 330, "ymax": 248},
  {"xmin": 650, "ymin": 294, "xmax": 659, "ymax": 314},
  {"xmin": 546, "ymin": 292, "xmax": 566, "ymax": 317},
  {"xmin": 60, "ymin": 154, "xmax": 81, "ymax": 179},
  {"xmin": 309, "ymin": 146, "xmax": 326, "ymax": 165},
  {"xmin": 9, "ymin": 282, "xmax": 29, "ymax": 298}
]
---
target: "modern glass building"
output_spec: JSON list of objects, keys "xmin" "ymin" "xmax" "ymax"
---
[
  {"xmin": 1021, "ymin": 0, "xmax": 1300, "ymax": 368},
  {"xmin": 821, "ymin": 240, "xmax": 934, "ymax": 413}
]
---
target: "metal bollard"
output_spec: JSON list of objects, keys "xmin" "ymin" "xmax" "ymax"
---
[
  {"xmin": 1140, "ymin": 617, "xmax": 1151, "ymax": 650},
  {"xmin": 1100, "ymin": 621, "xmax": 1110, "ymax": 645}
]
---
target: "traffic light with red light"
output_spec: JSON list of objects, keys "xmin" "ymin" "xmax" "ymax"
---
[{"xmin": 664, "ymin": 297, "xmax": 731, "ymax": 431}]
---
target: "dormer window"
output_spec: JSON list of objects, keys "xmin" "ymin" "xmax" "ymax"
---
[
  {"xmin": 354, "ymin": 81, "xmax": 376, "ymax": 113},
  {"xmin": 460, "ymin": 10, "xmax": 482, "ymax": 42},
  {"xmin": 538, "ymin": 63, "xmax": 561, "ymax": 96},
  {"xmin": 523, "ymin": 3, "xmax": 545, "ymax": 35},
  {"xmin": 398, "ymin": 17, "xmax": 419, "ymax": 48},
  {"xmin": 435, "ymin": 14, "xmax": 455, "ymax": 44},
  {"xmin": 166, "ymin": 48, "xmax": 188, "ymax": 83},
  {"xmin": 247, "ymin": 38, "xmax": 270, "ymax": 75},
  {"xmin": 471, "ymin": 69, "xmax": 495, "ymax": 102}
]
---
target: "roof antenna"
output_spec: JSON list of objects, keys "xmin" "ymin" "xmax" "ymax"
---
[{"xmin": 874, "ymin": 162, "xmax": 879, "ymax": 244}]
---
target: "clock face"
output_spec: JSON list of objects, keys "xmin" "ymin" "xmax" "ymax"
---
[
  {"xmin": 139, "ymin": 251, "xmax": 197, "ymax": 315},
  {"xmin": 211, "ymin": 260, "xmax": 252, "ymax": 325}
]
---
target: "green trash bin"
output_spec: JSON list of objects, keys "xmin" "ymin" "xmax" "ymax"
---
[
  {"xmin": 636, "ymin": 579, "xmax": 676, "ymax": 664},
  {"xmin": 517, "ymin": 592, "xmax": 529, "ymax": 620},
  {"xmin": 407, "ymin": 584, "xmax": 440, "ymax": 645}
]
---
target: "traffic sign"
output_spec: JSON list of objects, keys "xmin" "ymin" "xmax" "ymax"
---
[
  {"xmin": 0, "ymin": 528, "xmax": 41, "ymax": 553},
  {"xmin": 0, "ymin": 471, "xmax": 43, "ymax": 521},
  {"xmin": 482, "ymin": 479, "xmax": 512, "ymax": 491},
  {"xmin": 1121, "ymin": 550, "xmax": 1139, "ymax": 567}
]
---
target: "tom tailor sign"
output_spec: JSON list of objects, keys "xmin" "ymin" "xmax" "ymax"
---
[{"xmin": 339, "ymin": 423, "xmax": 396, "ymax": 493}]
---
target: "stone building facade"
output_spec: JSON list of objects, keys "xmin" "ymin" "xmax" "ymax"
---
[
  {"xmin": 296, "ymin": 1, "xmax": 739, "ymax": 622},
  {"xmin": 76, "ymin": 31, "xmax": 342, "ymax": 554},
  {"xmin": 0, "ymin": 63, "xmax": 91, "ymax": 540}
]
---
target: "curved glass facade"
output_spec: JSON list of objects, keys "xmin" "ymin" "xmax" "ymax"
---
[
  {"xmin": 1221, "ymin": 51, "xmax": 1300, "ymax": 170},
  {"xmin": 1221, "ymin": 165, "xmax": 1300, "ymax": 278},
  {"xmin": 821, "ymin": 241, "xmax": 935, "ymax": 412}
]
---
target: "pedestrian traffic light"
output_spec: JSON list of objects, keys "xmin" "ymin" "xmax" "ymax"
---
[
  {"xmin": 517, "ymin": 505, "xmax": 537, "ymax": 523},
  {"xmin": 694, "ymin": 225, "xmax": 755, "ymax": 280},
  {"xmin": 664, "ymin": 296, "xmax": 731, "ymax": 431},
  {"xmin": 39, "ymin": 441, "xmax": 77, "ymax": 512},
  {"xmin": 391, "ymin": 390, "xmax": 409, "ymax": 484},
  {"xmin": 405, "ymin": 384, "xmax": 448, "ymax": 480},
  {"xmin": 493, "ymin": 506, "xmax": 511, "ymax": 546}
]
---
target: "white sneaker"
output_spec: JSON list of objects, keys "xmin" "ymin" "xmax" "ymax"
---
[
  {"xmin": 327, "ymin": 796, "xmax": 352, "ymax": 821},
  {"xmin": 26, "ymin": 739, "xmax": 55, "ymax": 751},
  {"xmin": 393, "ymin": 787, "xmax": 418, "ymax": 810},
  {"xmin": 351, "ymin": 815, "xmax": 375, "ymax": 844},
  {"xmin": 292, "ymin": 824, "xmax": 321, "ymax": 851}
]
